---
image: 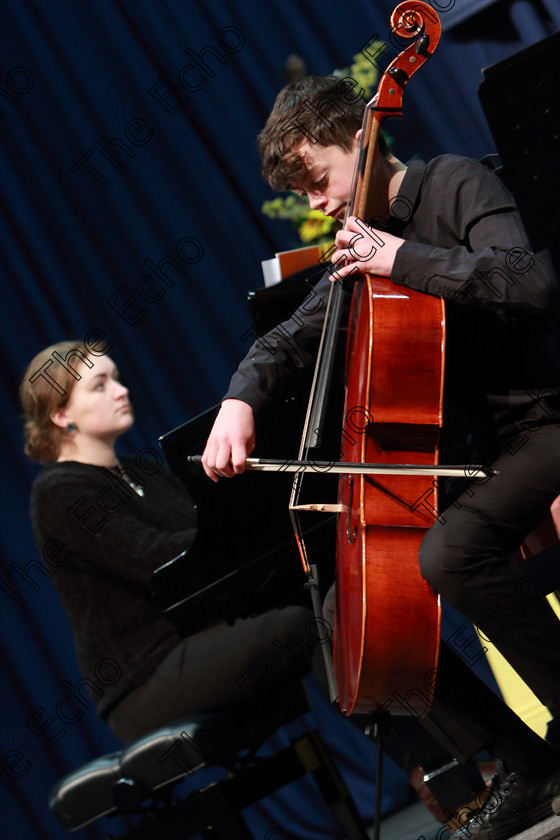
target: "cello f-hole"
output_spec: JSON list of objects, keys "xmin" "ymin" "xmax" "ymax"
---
[{"xmin": 347, "ymin": 476, "xmax": 358, "ymax": 544}]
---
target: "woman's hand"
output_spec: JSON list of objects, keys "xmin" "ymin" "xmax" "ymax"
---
[
  {"xmin": 330, "ymin": 216, "xmax": 405, "ymax": 281},
  {"xmin": 201, "ymin": 399, "xmax": 256, "ymax": 482}
]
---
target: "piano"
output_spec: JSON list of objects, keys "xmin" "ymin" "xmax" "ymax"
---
[{"xmin": 151, "ymin": 261, "xmax": 345, "ymax": 636}]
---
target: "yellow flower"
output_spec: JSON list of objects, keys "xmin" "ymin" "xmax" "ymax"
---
[
  {"xmin": 335, "ymin": 48, "xmax": 382, "ymax": 100},
  {"xmin": 298, "ymin": 210, "xmax": 335, "ymax": 243},
  {"xmin": 350, "ymin": 50, "xmax": 381, "ymax": 95}
]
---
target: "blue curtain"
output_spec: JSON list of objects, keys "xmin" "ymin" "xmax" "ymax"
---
[{"xmin": 2, "ymin": 0, "xmax": 558, "ymax": 837}]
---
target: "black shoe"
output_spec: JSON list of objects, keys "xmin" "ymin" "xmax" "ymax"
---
[{"xmin": 453, "ymin": 760, "xmax": 560, "ymax": 839}]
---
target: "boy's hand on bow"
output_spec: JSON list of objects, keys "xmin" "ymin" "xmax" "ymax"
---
[{"xmin": 202, "ymin": 399, "xmax": 255, "ymax": 482}]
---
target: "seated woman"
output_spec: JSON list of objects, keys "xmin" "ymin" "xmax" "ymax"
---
[{"xmin": 20, "ymin": 340, "xmax": 321, "ymax": 745}]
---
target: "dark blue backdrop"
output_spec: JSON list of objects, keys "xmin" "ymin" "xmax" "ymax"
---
[{"xmin": 2, "ymin": 0, "xmax": 559, "ymax": 838}]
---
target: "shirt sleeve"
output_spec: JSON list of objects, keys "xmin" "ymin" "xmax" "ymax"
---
[
  {"xmin": 223, "ymin": 270, "xmax": 334, "ymax": 411},
  {"xmin": 391, "ymin": 158, "xmax": 558, "ymax": 318}
]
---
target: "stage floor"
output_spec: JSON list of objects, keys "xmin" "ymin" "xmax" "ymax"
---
[{"xmin": 371, "ymin": 801, "xmax": 560, "ymax": 840}]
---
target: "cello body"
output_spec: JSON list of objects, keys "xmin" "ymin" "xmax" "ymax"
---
[
  {"xmin": 266, "ymin": 0, "xmax": 447, "ymax": 717},
  {"xmin": 327, "ymin": 0, "xmax": 444, "ymax": 718},
  {"xmin": 334, "ymin": 274, "xmax": 444, "ymax": 715}
]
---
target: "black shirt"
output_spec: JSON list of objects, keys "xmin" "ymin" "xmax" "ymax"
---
[{"xmin": 224, "ymin": 155, "xmax": 560, "ymax": 463}]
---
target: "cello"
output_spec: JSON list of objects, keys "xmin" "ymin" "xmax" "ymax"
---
[{"xmin": 292, "ymin": 0, "xmax": 445, "ymax": 717}]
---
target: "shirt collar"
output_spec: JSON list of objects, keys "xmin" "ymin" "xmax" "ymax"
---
[{"xmin": 386, "ymin": 158, "xmax": 426, "ymax": 234}]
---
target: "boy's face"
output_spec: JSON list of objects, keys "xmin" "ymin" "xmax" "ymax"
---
[{"xmin": 291, "ymin": 132, "xmax": 360, "ymax": 220}]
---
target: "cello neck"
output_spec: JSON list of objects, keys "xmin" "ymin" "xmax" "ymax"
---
[{"xmin": 300, "ymin": 96, "xmax": 377, "ymax": 452}]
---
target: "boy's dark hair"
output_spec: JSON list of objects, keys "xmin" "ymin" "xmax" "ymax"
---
[{"xmin": 258, "ymin": 74, "xmax": 389, "ymax": 191}]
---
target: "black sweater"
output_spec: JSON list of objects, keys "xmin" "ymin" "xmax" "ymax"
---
[{"xmin": 30, "ymin": 457, "xmax": 197, "ymax": 718}]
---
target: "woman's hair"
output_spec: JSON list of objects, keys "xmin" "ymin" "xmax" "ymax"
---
[
  {"xmin": 20, "ymin": 340, "xmax": 89, "ymax": 463},
  {"xmin": 257, "ymin": 74, "xmax": 389, "ymax": 191}
]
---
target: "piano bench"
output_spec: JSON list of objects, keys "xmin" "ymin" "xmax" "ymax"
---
[{"xmin": 49, "ymin": 704, "xmax": 369, "ymax": 839}]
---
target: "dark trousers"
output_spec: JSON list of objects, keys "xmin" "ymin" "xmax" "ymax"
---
[
  {"xmin": 381, "ymin": 642, "xmax": 559, "ymax": 779},
  {"xmin": 107, "ymin": 606, "xmax": 321, "ymax": 745},
  {"xmin": 419, "ymin": 423, "xmax": 560, "ymax": 714}
]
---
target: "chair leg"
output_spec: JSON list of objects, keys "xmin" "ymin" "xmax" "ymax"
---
[
  {"xmin": 111, "ymin": 731, "xmax": 366, "ymax": 840},
  {"xmin": 110, "ymin": 783, "xmax": 254, "ymax": 840},
  {"xmin": 199, "ymin": 785, "xmax": 254, "ymax": 839},
  {"xmin": 294, "ymin": 731, "xmax": 369, "ymax": 840}
]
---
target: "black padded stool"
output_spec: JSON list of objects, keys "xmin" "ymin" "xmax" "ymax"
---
[{"xmin": 49, "ymin": 686, "xmax": 369, "ymax": 839}]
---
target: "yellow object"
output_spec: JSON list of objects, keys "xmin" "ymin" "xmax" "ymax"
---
[{"xmin": 483, "ymin": 594, "xmax": 560, "ymax": 738}]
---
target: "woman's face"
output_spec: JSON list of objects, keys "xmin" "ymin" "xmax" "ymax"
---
[{"xmin": 55, "ymin": 355, "xmax": 134, "ymax": 441}]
